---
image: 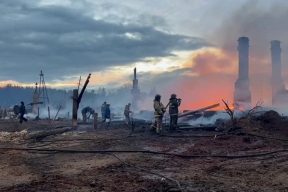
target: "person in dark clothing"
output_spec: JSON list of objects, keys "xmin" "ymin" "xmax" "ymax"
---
[
  {"xmin": 168, "ymin": 94, "xmax": 181, "ymax": 131},
  {"xmin": 87, "ymin": 109, "xmax": 95, "ymax": 120},
  {"xmin": 13, "ymin": 104, "xmax": 20, "ymax": 118},
  {"xmin": 104, "ymin": 104, "xmax": 111, "ymax": 125},
  {"xmin": 81, "ymin": 106, "xmax": 92, "ymax": 123},
  {"xmin": 19, "ymin": 101, "xmax": 28, "ymax": 124}
]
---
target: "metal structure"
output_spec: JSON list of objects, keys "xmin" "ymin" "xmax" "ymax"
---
[{"xmin": 38, "ymin": 70, "xmax": 50, "ymax": 106}]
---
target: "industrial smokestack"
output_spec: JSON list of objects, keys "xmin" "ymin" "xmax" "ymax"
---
[
  {"xmin": 270, "ymin": 40, "xmax": 285, "ymax": 106},
  {"xmin": 234, "ymin": 37, "xmax": 251, "ymax": 109}
]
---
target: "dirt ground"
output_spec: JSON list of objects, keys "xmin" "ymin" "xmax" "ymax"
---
[{"xmin": 1, "ymin": 118, "xmax": 288, "ymax": 192}]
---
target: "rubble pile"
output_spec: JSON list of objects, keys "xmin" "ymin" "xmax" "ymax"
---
[
  {"xmin": 216, "ymin": 110, "xmax": 287, "ymax": 133},
  {"xmin": 257, "ymin": 110, "xmax": 282, "ymax": 123}
]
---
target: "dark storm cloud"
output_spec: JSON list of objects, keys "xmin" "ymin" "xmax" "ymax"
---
[{"xmin": 0, "ymin": 1, "xmax": 211, "ymax": 82}]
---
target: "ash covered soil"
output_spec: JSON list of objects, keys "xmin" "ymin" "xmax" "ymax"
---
[{"xmin": 1, "ymin": 117, "xmax": 288, "ymax": 192}]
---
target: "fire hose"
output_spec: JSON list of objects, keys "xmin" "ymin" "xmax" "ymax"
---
[{"xmin": 1, "ymin": 147, "xmax": 288, "ymax": 159}]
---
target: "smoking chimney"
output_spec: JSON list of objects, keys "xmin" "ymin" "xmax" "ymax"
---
[
  {"xmin": 270, "ymin": 40, "xmax": 285, "ymax": 106},
  {"xmin": 131, "ymin": 68, "xmax": 140, "ymax": 110},
  {"xmin": 234, "ymin": 37, "xmax": 251, "ymax": 109}
]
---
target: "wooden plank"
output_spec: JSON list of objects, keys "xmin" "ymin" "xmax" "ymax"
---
[
  {"xmin": 24, "ymin": 127, "xmax": 74, "ymax": 140},
  {"xmin": 72, "ymin": 89, "xmax": 78, "ymax": 126}
]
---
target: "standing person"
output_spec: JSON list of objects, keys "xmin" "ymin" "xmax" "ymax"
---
[
  {"xmin": 104, "ymin": 104, "xmax": 111, "ymax": 125},
  {"xmin": 150, "ymin": 94, "xmax": 166, "ymax": 134},
  {"xmin": 124, "ymin": 103, "xmax": 132, "ymax": 125},
  {"xmin": 168, "ymin": 94, "xmax": 181, "ymax": 131},
  {"xmin": 101, "ymin": 102, "xmax": 107, "ymax": 122},
  {"xmin": 19, "ymin": 101, "xmax": 28, "ymax": 124}
]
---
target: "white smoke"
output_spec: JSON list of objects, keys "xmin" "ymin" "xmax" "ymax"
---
[{"xmin": 187, "ymin": 111, "xmax": 231, "ymax": 125}]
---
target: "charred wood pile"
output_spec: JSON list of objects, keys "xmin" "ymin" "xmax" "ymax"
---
[{"xmin": 216, "ymin": 100, "xmax": 287, "ymax": 134}]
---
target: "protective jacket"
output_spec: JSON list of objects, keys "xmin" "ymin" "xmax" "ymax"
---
[
  {"xmin": 105, "ymin": 107, "xmax": 110, "ymax": 118},
  {"xmin": 153, "ymin": 100, "xmax": 165, "ymax": 117},
  {"xmin": 124, "ymin": 105, "xmax": 130, "ymax": 116},
  {"xmin": 20, "ymin": 105, "xmax": 26, "ymax": 114},
  {"xmin": 90, "ymin": 109, "xmax": 95, "ymax": 115},
  {"xmin": 81, "ymin": 107, "xmax": 91, "ymax": 114},
  {"xmin": 101, "ymin": 104, "xmax": 106, "ymax": 113},
  {"xmin": 169, "ymin": 99, "xmax": 180, "ymax": 115}
]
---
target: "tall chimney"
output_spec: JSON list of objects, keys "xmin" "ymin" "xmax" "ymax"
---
[
  {"xmin": 131, "ymin": 67, "xmax": 140, "ymax": 110},
  {"xmin": 234, "ymin": 37, "xmax": 251, "ymax": 109},
  {"xmin": 270, "ymin": 40, "xmax": 285, "ymax": 106}
]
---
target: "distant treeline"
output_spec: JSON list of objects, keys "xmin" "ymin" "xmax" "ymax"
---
[{"xmin": 0, "ymin": 84, "xmax": 157, "ymax": 111}]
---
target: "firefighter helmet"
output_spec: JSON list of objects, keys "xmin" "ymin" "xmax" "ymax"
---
[
  {"xmin": 170, "ymin": 94, "xmax": 177, "ymax": 99},
  {"xmin": 155, "ymin": 94, "xmax": 161, "ymax": 100}
]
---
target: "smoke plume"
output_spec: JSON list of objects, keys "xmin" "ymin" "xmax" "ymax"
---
[{"xmin": 158, "ymin": 0, "xmax": 288, "ymax": 110}]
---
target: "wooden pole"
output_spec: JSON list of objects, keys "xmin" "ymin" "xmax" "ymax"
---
[
  {"xmin": 48, "ymin": 106, "xmax": 51, "ymax": 125},
  {"xmin": 78, "ymin": 76, "xmax": 81, "ymax": 92},
  {"xmin": 32, "ymin": 91, "xmax": 39, "ymax": 114},
  {"xmin": 72, "ymin": 89, "xmax": 78, "ymax": 126},
  {"xmin": 53, "ymin": 105, "xmax": 62, "ymax": 121},
  {"xmin": 93, "ymin": 113, "xmax": 98, "ymax": 129}
]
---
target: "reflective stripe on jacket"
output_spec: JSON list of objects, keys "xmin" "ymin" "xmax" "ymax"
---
[{"xmin": 153, "ymin": 100, "xmax": 165, "ymax": 117}]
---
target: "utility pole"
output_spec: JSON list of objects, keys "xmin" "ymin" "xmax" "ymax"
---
[
  {"xmin": 32, "ymin": 82, "xmax": 39, "ymax": 114},
  {"xmin": 72, "ymin": 74, "xmax": 91, "ymax": 126},
  {"xmin": 38, "ymin": 70, "xmax": 49, "ymax": 106}
]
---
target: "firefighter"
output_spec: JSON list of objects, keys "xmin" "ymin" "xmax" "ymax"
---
[
  {"xmin": 169, "ymin": 94, "xmax": 181, "ymax": 131},
  {"xmin": 124, "ymin": 103, "xmax": 132, "ymax": 125},
  {"xmin": 81, "ymin": 106, "xmax": 92, "ymax": 123},
  {"xmin": 150, "ymin": 94, "xmax": 166, "ymax": 134},
  {"xmin": 101, "ymin": 102, "xmax": 107, "ymax": 122}
]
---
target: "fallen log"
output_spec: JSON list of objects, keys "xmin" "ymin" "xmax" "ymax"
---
[
  {"xmin": 178, "ymin": 126, "xmax": 217, "ymax": 131},
  {"xmin": 24, "ymin": 127, "xmax": 74, "ymax": 140},
  {"xmin": 164, "ymin": 103, "xmax": 220, "ymax": 121},
  {"xmin": 178, "ymin": 103, "xmax": 220, "ymax": 118}
]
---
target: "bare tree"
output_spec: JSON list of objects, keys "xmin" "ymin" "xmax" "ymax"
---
[{"xmin": 222, "ymin": 99, "xmax": 237, "ymax": 133}]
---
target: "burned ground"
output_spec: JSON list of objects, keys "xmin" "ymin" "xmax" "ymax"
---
[{"xmin": 1, "ymin": 117, "xmax": 288, "ymax": 191}]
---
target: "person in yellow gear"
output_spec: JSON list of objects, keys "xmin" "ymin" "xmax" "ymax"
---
[
  {"xmin": 124, "ymin": 103, "xmax": 132, "ymax": 125},
  {"xmin": 150, "ymin": 94, "xmax": 166, "ymax": 134},
  {"xmin": 101, "ymin": 102, "xmax": 107, "ymax": 122}
]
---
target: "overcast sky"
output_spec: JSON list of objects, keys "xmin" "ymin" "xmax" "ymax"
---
[{"xmin": 1, "ymin": 0, "xmax": 288, "ymax": 104}]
